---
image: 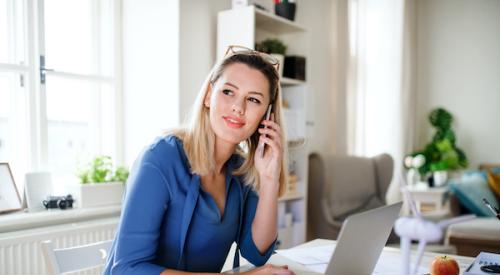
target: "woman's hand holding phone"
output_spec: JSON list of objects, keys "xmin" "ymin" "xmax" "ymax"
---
[{"xmin": 255, "ymin": 106, "xmax": 283, "ymax": 190}]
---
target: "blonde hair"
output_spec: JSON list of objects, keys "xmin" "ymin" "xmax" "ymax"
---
[{"xmin": 169, "ymin": 54, "xmax": 288, "ymax": 197}]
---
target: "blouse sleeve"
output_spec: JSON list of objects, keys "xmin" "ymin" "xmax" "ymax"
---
[
  {"xmin": 107, "ymin": 149, "xmax": 171, "ymax": 274},
  {"xmin": 238, "ymin": 188, "xmax": 277, "ymax": 266}
]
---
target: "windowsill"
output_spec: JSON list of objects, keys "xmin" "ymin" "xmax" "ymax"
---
[{"xmin": 0, "ymin": 205, "xmax": 121, "ymax": 233}]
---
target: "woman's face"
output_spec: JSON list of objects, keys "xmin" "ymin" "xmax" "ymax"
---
[{"xmin": 205, "ymin": 62, "xmax": 271, "ymax": 146}]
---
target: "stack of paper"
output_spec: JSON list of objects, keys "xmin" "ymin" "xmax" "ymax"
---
[
  {"xmin": 276, "ymin": 245, "xmax": 428, "ymax": 275},
  {"xmin": 464, "ymin": 252, "xmax": 500, "ymax": 275}
]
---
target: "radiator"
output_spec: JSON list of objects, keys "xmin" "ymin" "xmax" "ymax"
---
[{"xmin": 0, "ymin": 217, "xmax": 118, "ymax": 275}]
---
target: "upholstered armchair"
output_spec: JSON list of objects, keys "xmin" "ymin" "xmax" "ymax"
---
[{"xmin": 307, "ymin": 153, "xmax": 394, "ymax": 241}]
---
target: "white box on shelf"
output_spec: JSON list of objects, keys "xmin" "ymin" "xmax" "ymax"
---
[
  {"xmin": 283, "ymin": 109, "xmax": 305, "ymax": 141},
  {"xmin": 70, "ymin": 182, "xmax": 124, "ymax": 208}
]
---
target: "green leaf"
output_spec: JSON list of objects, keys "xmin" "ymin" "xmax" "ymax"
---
[{"xmin": 76, "ymin": 155, "xmax": 129, "ymax": 184}]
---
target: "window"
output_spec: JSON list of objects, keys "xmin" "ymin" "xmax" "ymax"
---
[
  {"xmin": 0, "ymin": 0, "xmax": 121, "ymax": 192},
  {"xmin": 0, "ymin": 0, "xmax": 30, "ymax": 191}
]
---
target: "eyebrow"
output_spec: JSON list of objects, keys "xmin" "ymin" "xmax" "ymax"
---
[{"xmin": 224, "ymin": 82, "xmax": 264, "ymax": 97}]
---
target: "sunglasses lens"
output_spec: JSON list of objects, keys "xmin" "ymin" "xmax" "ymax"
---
[{"xmin": 227, "ymin": 45, "xmax": 279, "ymax": 66}]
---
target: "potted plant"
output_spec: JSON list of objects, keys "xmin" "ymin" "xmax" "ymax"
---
[
  {"xmin": 256, "ymin": 38, "xmax": 287, "ymax": 77},
  {"xmin": 72, "ymin": 156, "xmax": 129, "ymax": 208},
  {"xmin": 407, "ymin": 108, "xmax": 468, "ymax": 186}
]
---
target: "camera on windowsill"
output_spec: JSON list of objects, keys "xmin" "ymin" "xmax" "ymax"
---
[{"xmin": 43, "ymin": 194, "xmax": 74, "ymax": 210}]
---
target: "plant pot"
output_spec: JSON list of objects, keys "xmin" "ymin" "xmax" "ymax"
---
[
  {"xmin": 433, "ymin": 170, "xmax": 448, "ymax": 187},
  {"xmin": 271, "ymin": 53, "xmax": 284, "ymax": 77},
  {"xmin": 70, "ymin": 182, "xmax": 125, "ymax": 208},
  {"xmin": 275, "ymin": 2, "xmax": 296, "ymax": 21}
]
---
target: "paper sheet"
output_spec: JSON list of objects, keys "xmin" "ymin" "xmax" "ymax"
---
[
  {"xmin": 465, "ymin": 252, "xmax": 500, "ymax": 274},
  {"xmin": 276, "ymin": 245, "xmax": 428, "ymax": 275}
]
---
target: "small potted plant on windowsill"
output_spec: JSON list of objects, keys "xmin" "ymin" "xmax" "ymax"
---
[
  {"xmin": 256, "ymin": 38, "xmax": 287, "ymax": 77},
  {"xmin": 72, "ymin": 156, "xmax": 129, "ymax": 208}
]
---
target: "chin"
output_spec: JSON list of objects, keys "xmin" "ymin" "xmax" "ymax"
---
[
  {"xmin": 219, "ymin": 131, "xmax": 248, "ymax": 145},
  {"xmin": 212, "ymin": 119, "xmax": 256, "ymax": 145}
]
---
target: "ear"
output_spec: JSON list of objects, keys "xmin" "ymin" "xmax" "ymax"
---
[{"xmin": 204, "ymin": 84, "xmax": 212, "ymax": 108}]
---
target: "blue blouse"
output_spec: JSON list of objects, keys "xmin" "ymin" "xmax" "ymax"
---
[{"xmin": 103, "ymin": 135, "xmax": 275, "ymax": 274}]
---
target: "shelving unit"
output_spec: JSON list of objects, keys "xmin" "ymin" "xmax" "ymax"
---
[{"xmin": 218, "ymin": 6, "xmax": 309, "ymax": 249}]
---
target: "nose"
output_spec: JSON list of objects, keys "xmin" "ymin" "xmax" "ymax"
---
[{"xmin": 232, "ymin": 99, "xmax": 245, "ymax": 115}]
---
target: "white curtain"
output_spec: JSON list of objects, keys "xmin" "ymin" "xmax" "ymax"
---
[{"xmin": 344, "ymin": 0, "xmax": 417, "ymax": 203}]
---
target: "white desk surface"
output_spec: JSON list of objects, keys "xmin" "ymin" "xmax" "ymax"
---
[{"xmin": 266, "ymin": 239, "xmax": 475, "ymax": 275}]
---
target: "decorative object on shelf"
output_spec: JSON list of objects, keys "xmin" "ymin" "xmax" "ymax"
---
[
  {"xmin": 0, "ymin": 163, "xmax": 22, "ymax": 214},
  {"xmin": 395, "ymin": 175, "xmax": 475, "ymax": 275},
  {"xmin": 404, "ymin": 154, "xmax": 426, "ymax": 187},
  {"xmin": 274, "ymin": 0, "xmax": 296, "ymax": 21},
  {"xmin": 25, "ymin": 172, "xmax": 53, "ymax": 212},
  {"xmin": 407, "ymin": 108, "xmax": 468, "ymax": 185},
  {"xmin": 232, "ymin": 0, "xmax": 274, "ymax": 12},
  {"xmin": 433, "ymin": 170, "xmax": 448, "ymax": 187},
  {"xmin": 72, "ymin": 156, "xmax": 129, "ymax": 208},
  {"xmin": 287, "ymin": 172, "xmax": 298, "ymax": 194},
  {"xmin": 283, "ymin": 55, "xmax": 306, "ymax": 81},
  {"xmin": 256, "ymin": 38, "xmax": 287, "ymax": 77}
]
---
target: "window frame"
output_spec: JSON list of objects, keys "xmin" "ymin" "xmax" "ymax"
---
[{"xmin": 0, "ymin": 0, "xmax": 123, "ymax": 183}]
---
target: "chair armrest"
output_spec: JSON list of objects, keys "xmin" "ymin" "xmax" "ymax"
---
[{"xmin": 321, "ymin": 198, "xmax": 343, "ymax": 229}]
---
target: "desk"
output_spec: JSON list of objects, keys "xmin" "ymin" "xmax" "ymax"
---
[{"xmin": 264, "ymin": 239, "xmax": 475, "ymax": 275}]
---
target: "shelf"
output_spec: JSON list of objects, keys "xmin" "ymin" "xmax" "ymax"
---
[
  {"xmin": 281, "ymin": 77, "xmax": 305, "ymax": 86},
  {"xmin": 218, "ymin": 5, "xmax": 308, "ymax": 249},
  {"xmin": 278, "ymin": 191, "xmax": 304, "ymax": 202},
  {"xmin": 0, "ymin": 205, "xmax": 121, "ymax": 233},
  {"xmin": 287, "ymin": 138, "xmax": 306, "ymax": 149},
  {"xmin": 254, "ymin": 7, "xmax": 307, "ymax": 34}
]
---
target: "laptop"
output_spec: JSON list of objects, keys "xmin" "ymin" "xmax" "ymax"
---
[
  {"xmin": 323, "ymin": 202, "xmax": 403, "ymax": 275},
  {"xmin": 227, "ymin": 202, "xmax": 402, "ymax": 275}
]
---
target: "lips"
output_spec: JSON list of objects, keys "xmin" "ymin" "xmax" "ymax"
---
[{"xmin": 223, "ymin": 116, "xmax": 246, "ymax": 128}]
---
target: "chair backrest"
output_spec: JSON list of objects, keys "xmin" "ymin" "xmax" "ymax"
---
[
  {"xmin": 41, "ymin": 239, "xmax": 112, "ymax": 275},
  {"xmin": 322, "ymin": 153, "xmax": 393, "ymax": 217},
  {"xmin": 307, "ymin": 152, "xmax": 394, "ymax": 240}
]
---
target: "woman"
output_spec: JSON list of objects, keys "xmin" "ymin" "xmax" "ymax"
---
[{"xmin": 104, "ymin": 46, "xmax": 293, "ymax": 275}]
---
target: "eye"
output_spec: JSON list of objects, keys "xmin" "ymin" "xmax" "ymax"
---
[
  {"xmin": 248, "ymin": 97, "xmax": 261, "ymax": 104},
  {"xmin": 222, "ymin": 89, "xmax": 233, "ymax": 95}
]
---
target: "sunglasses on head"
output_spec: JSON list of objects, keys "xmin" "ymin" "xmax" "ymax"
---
[{"xmin": 224, "ymin": 45, "xmax": 281, "ymax": 72}]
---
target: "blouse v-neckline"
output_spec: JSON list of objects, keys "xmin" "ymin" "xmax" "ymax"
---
[{"xmin": 199, "ymin": 167, "xmax": 234, "ymax": 222}]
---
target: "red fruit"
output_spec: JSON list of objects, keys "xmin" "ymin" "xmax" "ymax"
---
[{"xmin": 430, "ymin": 255, "xmax": 459, "ymax": 275}]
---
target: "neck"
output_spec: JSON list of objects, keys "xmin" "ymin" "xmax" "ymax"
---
[{"xmin": 213, "ymin": 136, "xmax": 236, "ymax": 175}]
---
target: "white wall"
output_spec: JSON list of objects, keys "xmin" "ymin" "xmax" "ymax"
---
[
  {"xmin": 179, "ymin": 0, "xmax": 230, "ymax": 123},
  {"xmin": 122, "ymin": 0, "xmax": 180, "ymax": 166},
  {"xmin": 296, "ymin": 0, "xmax": 337, "ymax": 155},
  {"xmin": 416, "ymin": 0, "xmax": 500, "ymax": 168}
]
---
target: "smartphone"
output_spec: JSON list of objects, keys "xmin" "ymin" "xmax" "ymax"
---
[{"xmin": 259, "ymin": 104, "xmax": 273, "ymax": 158}]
